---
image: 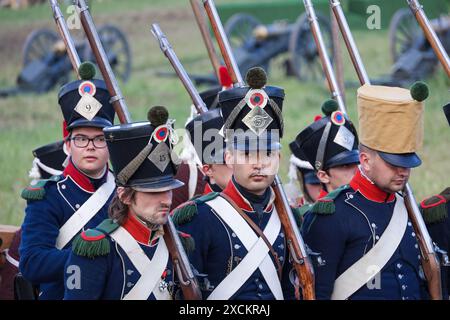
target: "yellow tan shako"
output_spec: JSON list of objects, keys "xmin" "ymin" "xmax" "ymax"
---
[{"xmin": 357, "ymin": 81, "xmax": 429, "ymax": 168}]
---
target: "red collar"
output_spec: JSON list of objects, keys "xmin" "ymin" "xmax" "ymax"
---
[
  {"xmin": 63, "ymin": 160, "xmax": 95, "ymax": 192},
  {"xmin": 221, "ymin": 178, "xmax": 275, "ymax": 212},
  {"xmin": 203, "ymin": 183, "xmax": 214, "ymax": 195},
  {"xmin": 122, "ymin": 213, "xmax": 159, "ymax": 246},
  {"xmin": 318, "ymin": 189, "xmax": 328, "ymax": 200},
  {"xmin": 350, "ymin": 169, "xmax": 395, "ymax": 203}
]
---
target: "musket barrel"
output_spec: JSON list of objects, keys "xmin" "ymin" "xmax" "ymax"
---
[
  {"xmin": 303, "ymin": 0, "xmax": 346, "ymax": 113},
  {"xmin": 407, "ymin": 0, "xmax": 450, "ymax": 77},
  {"xmin": 329, "ymin": 0, "xmax": 370, "ymax": 85},
  {"xmin": 203, "ymin": 0, "xmax": 244, "ymax": 86},
  {"xmin": 75, "ymin": 0, "xmax": 132, "ymax": 124},
  {"xmin": 151, "ymin": 24, "xmax": 208, "ymax": 114},
  {"xmin": 49, "ymin": 0, "xmax": 81, "ymax": 78},
  {"xmin": 190, "ymin": 0, "xmax": 221, "ymax": 81}
]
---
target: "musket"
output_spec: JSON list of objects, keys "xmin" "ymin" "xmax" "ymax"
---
[
  {"xmin": 203, "ymin": 0, "xmax": 316, "ymax": 300},
  {"xmin": 74, "ymin": 0, "xmax": 131, "ymax": 124},
  {"xmin": 329, "ymin": 0, "xmax": 442, "ymax": 300},
  {"xmin": 49, "ymin": 0, "xmax": 81, "ymax": 78},
  {"xmin": 406, "ymin": 0, "xmax": 450, "ymax": 77},
  {"xmin": 302, "ymin": 0, "xmax": 346, "ymax": 113},
  {"xmin": 202, "ymin": 0, "xmax": 244, "ymax": 87},
  {"xmin": 151, "ymin": 24, "xmax": 208, "ymax": 115},
  {"xmin": 190, "ymin": 0, "xmax": 221, "ymax": 82},
  {"xmin": 73, "ymin": 0, "xmax": 202, "ymax": 300}
]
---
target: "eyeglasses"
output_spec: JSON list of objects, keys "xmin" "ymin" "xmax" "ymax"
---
[{"xmin": 70, "ymin": 135, "xmax": 107, "ymax": 148}]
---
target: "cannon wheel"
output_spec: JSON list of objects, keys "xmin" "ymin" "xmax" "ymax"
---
[
  {"xmin": 22, "ymin": 28, "xmax": 59, "ymax": 66},
  {"xmin": 224, "ymin": 13, "xmax": 262, "ymax": 51},
  {"xmin": 389, "ymin": 8, "xmax": 421, "ymax": 63},
  {"xmin": 83, "ymin": 24, "xmax": 132, "ymax": 82},
  {"xmin": 289, "ymin": 12, "xmax": 333, "ymax": 82}
]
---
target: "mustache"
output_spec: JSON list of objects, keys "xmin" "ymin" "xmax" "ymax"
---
[
  {"xmin": 157, "ymin": 204, "xmax": 171, "ymax": 211},
  {"xmin": 249, "ymin": 171, "xmax": 268, "ymax": 177}
]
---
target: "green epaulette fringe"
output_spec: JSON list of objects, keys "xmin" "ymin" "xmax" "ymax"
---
[
  {"xmin": 178, "ymin": 231, "xmax": 195, "ymax": 253},
  {"xmin": 420, "ymin": 187, "xmax": 450, "ymax": 224},
  {"xmin": 72, "ymin": 219, "xmax": 119, "ymax": 259},
  {"xmin": 21, "ymin": 175, "xmax": 61, "ymax": 201},
  {"xmin": 172, "ymin": 192, "xmax": 220, "ymax": 226},
  {"xmin": 292, "ymin": 204, "xmax": 313, "ymax": 229},
  {"xmin": 310, "ymin": 184, "xmax": 350, "ymax": 215}
]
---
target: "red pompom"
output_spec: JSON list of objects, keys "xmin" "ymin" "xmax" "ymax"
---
[
  {"xmin": 219, "ymin": 65, "xmax": 232, "ymax": 88},
  {"xmin": 314, "ymin": 115, "xmax": 322, "ymax": 122}
]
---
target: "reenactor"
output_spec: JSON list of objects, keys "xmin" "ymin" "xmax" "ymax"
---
[
  {"xmin": 302, "ymin": 83, "xmax": 430, "ymax": 300},
  {"xmin": 290, "ymin": 100, "xmax": 359, "ymax": 199},
  {"xmin": 64, "ymin": 106, "xmax": 185, "ymax": 300},
  {"xmin": 19, "ymin": 62, "xmax": 116, "ymax": 299},
  {"xmin": 173, "ymin": 68, "xmax": 296, "ymax": 300},
  {"xmin": 185, "ymin": 102, "xmax": 233, "ymax": 195},
  {"xmin": 419, "ymin": 102, "xmax": 450, "ymax": 299}
]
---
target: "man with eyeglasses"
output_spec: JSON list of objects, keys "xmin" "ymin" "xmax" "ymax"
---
[{"xmin": 19, "ymin": 62, "xmax": 116, "ymax": 300}]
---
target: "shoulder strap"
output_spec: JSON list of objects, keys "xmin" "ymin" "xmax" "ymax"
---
[{"xmin": 220, "ymin": 193, "xmax": 283, "ymax": 280}]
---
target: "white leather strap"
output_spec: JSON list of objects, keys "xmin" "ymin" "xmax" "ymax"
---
[
  {"xmin": 187, "ymin": 162, "xmax": 198, "ymax": 199},
  {"xmin": 331, "ymin": 194, "xmax": 409, "ymax": 300},
  {"xmin": 206, "ymin": 196, "xmax": 284, "ymax": 300},
  {"xmin": 56, "ymin": 172, "xmax": 115, "ymax": 249},
  {"xmin": 110, "ymin": 227, "xmax": 171, "ymax": 300}
]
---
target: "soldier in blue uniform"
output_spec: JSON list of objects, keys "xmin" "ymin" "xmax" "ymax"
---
[
  {"xmin": 19, "ymin": 62, "xmax": 116, "ymax": 299},
  {"xmin": 302, "ymin": 82, "xmax": 431, "ymax": 300},
  {"xmin": 173, "ymin": 67, "xmax": 296, "ymax": 300},
  {"xmin": 185, "ymin": 104, "xmax": 232, "ymax": 195},
  {"xmin": 64, "ymin": 106, "xmax": 186, "ymax": 300},
  {"xmin": 289, "ymin": 100, "xmax": 359, "ymax": 199},
  {"xmin": 419, "ymin": 103, "xmax": 450, "ymax": 299}
]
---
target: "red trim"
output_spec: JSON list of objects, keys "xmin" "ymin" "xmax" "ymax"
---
[
  {"xmin": 221, "ymin": 178, "xmax": 274, "ymax": 212},
  {"xmin": 350, "ymin": 169, "xmax": 395, "ymax": 203},
  {"xmin": 222, "ymin": 179, "xmax": 253, "ymax": 211},
  {"xmin": 203, "ymin": 183, "xmax": 214, "ymax": 195},
  {"xmin": 122, "ymin": 213, "xmax": 152, "ymax": 245},
  {"xmin": 317, "ymin": 189, "xmax": 328, "ymax": 200},
  {"xmin": 178, "ymin": 231, "xmax": 191, "ymax": 238},
  {"xmin": 63, "ymin": 161, "xmax": 95, "ymax": 192},
  {"xmin": 420, "ymin": 195, "xmax": 446, "ymax": 209},
  {"xmin": 81, "ymin": 231, "xmax": 105, "ymax": 241}
]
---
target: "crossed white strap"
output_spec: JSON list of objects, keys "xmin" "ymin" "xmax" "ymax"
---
[
  {"xmin": 110, "ymin": 226, "xmax": 171, "ymax": 300},
  {"xmin": 56, "ymin": 171, "xmax": 115, "ymax": 249},
  {"xmin": 206, "ymin": 196, "xmax": 284, "ymax": 300},
  {"xmin": 331, "ymin": 194, "xmax": 409, "ymax": 300}
]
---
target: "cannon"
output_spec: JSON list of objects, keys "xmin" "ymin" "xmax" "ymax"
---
[
  {"xmin": 224, "ymin": 12, "xmax": 334, "ymax": 82},
  {"xmin": 0, "ymin": 24, "xmax": 131, "ymax": 97},
  {"xmin": 385, "ymin": 8, "xmax": 450, "ymax": 86}
]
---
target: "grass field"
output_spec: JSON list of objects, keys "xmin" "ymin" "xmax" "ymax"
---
[{"xmin": 0, "ymin": 0, "xmax": 449, "ymax": 226}]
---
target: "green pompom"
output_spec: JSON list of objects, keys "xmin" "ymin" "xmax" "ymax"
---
[
  {"xmin": 148, "ymin": 106, "xmax": 169, "ymax": 127},
  {"xmin": 410, "ymin": 81, "xmax": 429, "ymax": 102},
  {"xmin": 245, "ymin": 67, "xmax": 267, "ymax": 89},
  {"xmin": 321, "ymin": 99, "xmax": 339, "ymax": 116},
  {"xmin": 78, "ymin": 61, "xmax": 96, "ymax": 80},
  {"xmin": 72, "ymin": 230, "xmax": 110, "ymax": 259}
]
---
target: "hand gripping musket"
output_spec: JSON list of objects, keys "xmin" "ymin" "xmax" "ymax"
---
[
  {"xmin": 190, "ymin": 0, "xmax": 222, "ymax": 82},
  {"xmin": 202, "ymin": 0, "xmax": 316, "ymax": 300},
  {"xmin": 407, "ymin": 0, "xmax": 450, "ymax": 77},
  {"xmin": 329, "ymin": 0, "xmax": 442, "ymax": 300},
  {"xmin": 49, "ymin": 0, "xmax": 81, "ymax": 78},
  {"xmin": 73, "ymin": 0, "xmax": 202, "ymax": 300}
]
